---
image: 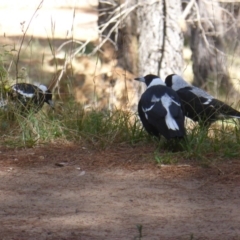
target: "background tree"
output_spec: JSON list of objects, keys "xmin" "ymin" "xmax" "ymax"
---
[
  {"xmin": 98, "ymin": 0, "xmax": 183, "ymax": 79},
  {"xmin": 189, "ymin": 1, "xmax": 229, "ymax": 91},
  {"xmin": 98, "ymin": 0, "xmax": 240, "ymax": 97},
  {"xmin": 183, "ymin": 0, "xmax": 240, "ymax": 96},
  {"xmin": 133, "ymin": 0, "xmax": 183, "ymax": 78},
  {"xmin": 98, "ymin": 0, "xmax": 137, "ymax": 73}
]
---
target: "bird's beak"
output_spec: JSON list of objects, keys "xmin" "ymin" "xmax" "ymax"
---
[
  {"xmin": 48, "ymin": 100, "xmax": 55, "ymax": 109},
  {"xmin": 134, "ymin": 77, "xmax": 145, "ymax": 83}
]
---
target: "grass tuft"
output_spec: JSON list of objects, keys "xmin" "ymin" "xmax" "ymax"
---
[
  {"xmin": 180, "ymin": 120, "xmax": 240, "ymax": 162},
  {"xmin": 0, "ymin": 79, "xmax": 239, "ymax": 166},
  {"xmin": 0, "ymin": 100, "xmax": 148, "ymax": 149}
]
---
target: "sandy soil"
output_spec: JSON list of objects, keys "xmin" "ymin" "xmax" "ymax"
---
[{"xmin": 0, "ymin": 144, "xmax": 240, "ymax": 240}]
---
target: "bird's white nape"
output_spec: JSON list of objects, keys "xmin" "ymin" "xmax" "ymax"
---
[
  {"xmin": 171, "ymin": 75, "xmax": 190, "ymax": 91},
  {"xmin": 147, "ymin": 77, "xmax": 165, "ymax": 88},
  {"xmin": 35, "ymin": 84, "xmax": 48, "ymax": 93}
]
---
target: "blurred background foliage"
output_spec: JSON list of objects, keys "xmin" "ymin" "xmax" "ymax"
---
[{"xmin": 1, "ymin": 0, "xmax": 240, "ymax": 111}]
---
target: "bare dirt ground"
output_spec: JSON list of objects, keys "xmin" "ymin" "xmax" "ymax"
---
[
  {"xmin": 0, "ymin": 144, "xmax": 240, "ymax": 240},
  {"xmin": 1, "ymin": 2, "xmax": 240, "ymax": 239}
]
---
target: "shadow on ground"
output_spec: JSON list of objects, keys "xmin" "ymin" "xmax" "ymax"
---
[{"xmin": 0, "ymin": 145, "xmax": 240, "ymax": 239}]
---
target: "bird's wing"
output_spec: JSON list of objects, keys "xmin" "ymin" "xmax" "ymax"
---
[
  {"xmin": 190, "ymin": 86, "xmax": 214, "ymax": 101},
  {"xmin": 139, "ymin": 87, "xmax": 185, "ymax": 138},
  {"xmin": 177, "ymin": 87, "xmax": 213, "ymax": 108},
  {"xmin": 138, "ymin": 101, "xmax": 159, "ymax": 137},
  {"xmin": 11, "ymin": 84, "xmax": 37, "ymax": 98},
  {"xmin": 166, "ymin": 95, "xmax": 182, "ymax": 117},
  {"xmin": 140, "ymin": 93, "xmax": 167, "ymax": 119},
  {"xmin": 34, "ymin": 84, "xmax": 48, "ymax": 93},
  {"xmin": 142, "ymin": 91, "xmax": 183, "ymax": 131}
]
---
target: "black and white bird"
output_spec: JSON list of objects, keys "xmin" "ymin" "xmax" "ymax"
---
[
  {"xmin": 165, "ymin": 74, "xmax": 240, "ymax": 126},
  {"xmin": 6, "ymin": 83, "xmax": 54, "ymax": 114},
  {"xmin": 135, "ymin": 74, "xmax": 185, "ymax": 140}
]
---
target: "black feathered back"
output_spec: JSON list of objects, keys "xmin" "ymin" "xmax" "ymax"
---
[
  {"xmin": 8, "ymin": 83, "xmax": 53, "ymax": 114},
  {"xmin": 138, "ymin": 85, "xmax": 185, "ymax": 140}
]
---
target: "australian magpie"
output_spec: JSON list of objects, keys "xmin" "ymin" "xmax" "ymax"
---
[
  {"xmin": 165, "ymin": 74, "xmax": 240, "ymax": 126},
  {"xmin": 135, "ymin": 74, "xmax": 185, "ymax": 140},
  {"xmin": 7, "ymin": 83, "xmax": 54, "ymax": 114}
]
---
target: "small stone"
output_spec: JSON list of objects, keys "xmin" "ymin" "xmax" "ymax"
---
[
  {"xmin": 55, "ymin": 162, "xmax": 67, "ymax": 167},
  {"xmin": 78, "ymin": 171, "xmax": 85, "ymax": 176}
]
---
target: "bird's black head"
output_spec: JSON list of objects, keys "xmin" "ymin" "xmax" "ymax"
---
[
  {"xmin": 165, "ymin": 74, "xmax": 190, "ymax": 91},
  {"xmin": 134, "ymin": 74, "xmax": 163, "ymax": 87},
  {"xmin": 165, "ymin": 74, "xmax": 175, "ymax": 87},
  {"xmin": 44, "ymin": 90, "xmax": 54, "ymax": 109}
]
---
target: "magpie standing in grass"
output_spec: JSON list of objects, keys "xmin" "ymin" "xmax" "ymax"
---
[
  {"xmin": 135, "ymin": 74, "xmax": 185, "ymax": 140},
  {"xmin": 165, "ymin": 74, "xmax": 240, "ymax": 127},
  {"xmin": 7, "ymin": 83, "xmax": 54, "ymax": 114}
]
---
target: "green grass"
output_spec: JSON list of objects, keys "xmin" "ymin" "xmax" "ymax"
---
[
  {"xmin": 180, "ymin": 120, "xmax": 240, "ymax": 163},
  {"xmin": 0, "ymin": 97, "xmax": 240, "ymax": 166},
  {"xmin": 0, "ymin": 101, "xmax": 149, "ymax": 149}
]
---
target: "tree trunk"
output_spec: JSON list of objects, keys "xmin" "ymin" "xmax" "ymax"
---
[
  {"xmin": 98, "ymin": 0, "xmax": 183, "ymax": 78},
  {"xmin": 190, "ymin": 0, "xmax": 233, "ymax": 95},
  {"xmin": 135, "ymin": 0, "xmax": 183, "ymax": 78}
]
